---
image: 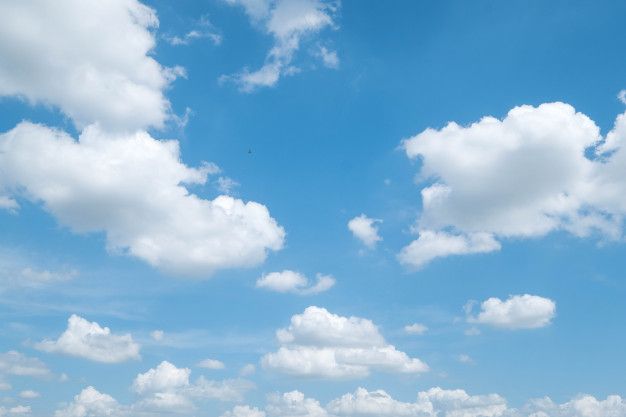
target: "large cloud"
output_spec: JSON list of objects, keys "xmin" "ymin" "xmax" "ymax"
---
[
  {"xmin": 261, "ymin": 306, "xmax": 428, "ymax": 378},
  {"xmin": 467, "ymin": 294, "xmax": 556, "ymax": 330},
  {"xmin": 35, "ymin": 315, "xmax": 140, "ymax": 363},
  {"xmin": 224, "ymin": 0, "xmax": 339, "ymax": 91},
  {"xmin": 0, "ymin": 0, "xmax": 180, "ymax": 131},
  {"xmin": 400, "ymin": 103, "xmax": 626, "ymax": 267},
  {"xmin": 0, "ymin": 122, "xmax": 285, "ymax": 276}
]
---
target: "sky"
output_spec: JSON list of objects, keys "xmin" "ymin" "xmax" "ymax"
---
[{"xmin": 0, "ymin": 0, "xmax": 626, "ymax": 416}]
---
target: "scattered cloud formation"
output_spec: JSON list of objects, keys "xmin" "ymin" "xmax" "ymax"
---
[
  {"xmin": 315, "ymin": 45, "xmax": 339, "ymax": 68},
  {"xmin": 55, "ymin": 386, "xmax": 126, "ymax": 417},
  {"xmin": 0, "ymin": 0, "xmax": 181, "ymax": 131},
  {"xmin": 266, "ymin": 390, "xmax": 329, "ymax": 417},
  {"xmin": 0, "ymin": 405, "xmax": 32, "ymax": 416},
  {"xmin": 348, "ymin": 215, "xmax": 382, "ymax": 249},
  {"xmin": 35, "ymin": 315, "xmax": 140, "ymax": 363},
  {"xmin": 0, "ymin": 123, "xmax": 285, "ymax": 277},
  {"xmin": 224, "ymin": 0, "xmax": 339, "ymax": 91},
  {"xmin": 0, "ymin": 251, "xmax": 78, "ymax": 291},
  {"xmin": 401, "ymin": 103, "xmax": 626, "ymax": 266},
  {"xmin": 262, "ymin": 306, "xmax": 428, "ymax": 378},
  {"xmin": 0, "ymin": 351, "xmax": 50, "ymax": 378},
  {"xmin": 619, "ymin": 90, "xmax": 626, "ymax": 105},
  {"xmin": 256, "ymin": 270, "xmax": 335, "ymax": 295},
  {"xmin": 221, "ymin": 405, "xmax": 266, "ymax": 417},
  {"xmin": 467, "ymin": 295, "xmax": 556, "ymax": 330},
  {"xmin": 197, "ymin": 359, "xmax": 225, "ymax": 370},
  {"xmin": 404, "ymin": 323, "xmax": 428, "ymax": 335},
  {"xmin": 165, "ymin": 16, "xmax": 222, "ymax": 46}
]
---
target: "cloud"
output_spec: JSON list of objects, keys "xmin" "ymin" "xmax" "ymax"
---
[
  {"xmin": 18, "ymin": 390, "xmax": 39, "ymax": 399},
  {"xmin": 398, "ymin": 231, "xmax": 500, "ymax": 268},
  {"xmin": 197, "ymin": 359, "xmax": 225, "ymax": 370},
  {"xmin": 240, "ymin": 364, "xmax": 256, "ymax": 376},
  {"xmin": 224, "ymin": 0, "xmax": 339, "ymax": 92},
  {"xmin": 404, "ymin": 323, "xmax": 428, "ymax": 335},
  {"xmin": 0, "ymin": 0, "xmax": 180, "ymax": 131},
  {"xmin": 401, "ymin": 102, "xmax": 626, "ymax": 266},
  {"xmin": 54, "ymin": 386, "xmax": 127, "ymax": 417},
  {"xmin": 35, "ymin": 315, "xmax": 140, "ymax": 363},
  {"xmin": 256, "ymin": 271, "xmax": 335, "ymax": 295},
  {"xmin": 221, "ymin": 405, "xmax": 267, "ymax": 417},
  {"xmin": 315, "ymin": 46, "xmax": 339, "ymax": 69},
  {"xmin": 0, "ymin": 406, "xmax": 32, "ymax": 416},
  {"xmin": 262, "ymin": 306, "xmax": 428, "ymax": 378},
  {"xmin": 347, "ymin": 215, "xmax": 382, "ymax": 249},
  {"xmin": 619, "ymin": 90, "xmax": 626, "ymax": 105},
  {"xmin": 151, "ymin": 330, "xmax": 165, "ymax": 342},
  {"xmin": 521, "ymin": 394, "xmax": 626, "ymax": 417},
  {"xmin": 0, "ymin": 122, "xmax": 285, "ymax": 277},
  {"xmin": 0, "ymin": 351, "xmax": 50, "ymax": 378},
  {"xmin": 266, "ymin": 390, "xmax": 330, "ymax": 417},
  {"xmin": 165, "ymin": 16, "xmax": 222, "ymax": 46},
  {"xmin": 467, "ymin": 294, "xmax": 556, "ymax": 329},
  {"xmin": 0, "ymin": 250, "xmax": 78, "ymax": 291}
]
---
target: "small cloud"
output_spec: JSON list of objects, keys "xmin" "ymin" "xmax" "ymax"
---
[
  {"xmin": 150, "ymin": 330, "xmax": 164, "ymax": 342},
  {"xmin": 404, "ymin": 323, "xmax": 428, "ymax": 335},
  {"xmin": 619, "ymin": 89, "xmax": 626, "ymax": 105},
  {"xmin": 256, "ymin": 270, "xmax": 335, "ymax": 295},
  {"xmin": 197, "ymin": 359, "xmax": 225, "ymax": 370},
  {"xmin": 466, "ymin": 294, "xmax": 556, "ymax": 330},
  {"xmin": 348, "ymin": 214, "xmax": 382, "ymax": 248},
  {"xmin": 315, "ymin": 45, "xmax": 339, "ymax": 68},
  {"xmin": 464, "ymin": 327, "xmax": 481, "ymax": 336},
  {"xmin": 457, "ymin": 354, "xmax": 474, "ymax": 364},
  {"xmin": 217, "ymin": 177, "xmax": 240, "ymax": 195},
  {"xmin": 239, "ymin": 364, "xmax": 255, "ymax": 376},
  {"xmin": 164, "ymin": 15, "xmax": 222, "ymax": 46},
  {"xmin": 18, "ymin": 390, "xmax": 39, "ymax": 399}
]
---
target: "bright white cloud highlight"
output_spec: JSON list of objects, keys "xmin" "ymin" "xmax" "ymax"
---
[
  {"xmin": 35, "ymin": 315, "xmax": 140, "ymax": 363},
  {"xmin": 467, "ymin": 295, "xmax": 556, "ymax": 329},
  {"xmin": 348, "ymin": 215, "xmax": 382, "ymax": 248},
  {"xmin": 0, "ymin": 0, "xmax": 180, "ymax": 131},
  {"xmin": 0, "ymin": 122, "xmax": 285, "ymax": 276},
  {"xmin": 262, "ymin": 306, "xmax": 428, "ymax": 378},
  {"xmin": 224, "ymin": 0, "xmax": 338, "ymax": 91},
  {"xmin": 256, "ymin": 270, "xmax": 335, "ymax": 295},
  {"xmin": 266, "ymin": 390, "xmax": 329, "ymax": 417},
  {"xmin": 401, "ymin": 103, "xmax": 626, "ymax": 266}
]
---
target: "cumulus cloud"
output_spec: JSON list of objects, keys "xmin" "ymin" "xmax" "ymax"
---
[
  {"xmin": 54, "ymin": 386, "xmax": 127, "ymax": 417},
  {"xmin": 467, "ymin": 295, "xmax": 556, "ymax": 329},
  {"xmin": 619, "ymin": 90, "xmax": 626, "ymax": 105},
  {"xmin": 35, "ymin": 315, "xmax": 140, "ymax": 363},
  {"xmin": 266, "ymin": 390, "xmax": 330, "ymax": 417},
  {"xmin": 262, "ymin": 306, "xmax": 428, "ymax": 378},
  {"xmin": 0, "ymin": 0, "xmax": 180, "ymax": 131},
  {"xmin": 401, "ymin": 103, "xmax": 626, "ymax": 266},
  {"xmin": 222, "ymin": 405, "xmax": 267, "ymax": 417},
  {"xmin": 224, "ymin": 0, "xmax": 339, "ymax": 91},
  {"xmin": 0, "ymin": 351, "xmax": 50, "ymax": 378},
  {"xmin": 164, "ymin": 16, "xmax": 222, "ymax": 46},
  {"xmin": 521, "ymin": 394, "xmax": 626, "ymax": 417},
  {"xmin": 347, "ymin": 215, "xmax": 382, "ymax": 249},
  {"xmin": 0, "ymin": 406, "xmax": 32, "ymax": 416},
  {"xmin": 0, "ymin": 122, "xmax": 285, "ymax": 277},
  {"xmin": 256, "ymin": 270, "xmax": 335, "ymax": 295},
  {"xmin": 18, "ymin": 390, "xmax": 39, "ymax": 399},
  {"xmin": 404, "ymin": 323, "xmax": 428, "ymax": 335}
]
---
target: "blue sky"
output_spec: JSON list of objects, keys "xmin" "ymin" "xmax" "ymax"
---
[{"xmin": 1, "ymin": 1, "xmax": 626, "ymax": 416}]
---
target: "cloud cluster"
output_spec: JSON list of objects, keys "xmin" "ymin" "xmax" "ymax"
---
[
  {"xmin": 0, "ymin": 123, "xmax": 285, "ymax": 277},
  {"xmin": 467, "ymin": 294, "xmax": 556, "ymax": 330},
  {"xmin": 401, "ymin": 103, "xmax": 626, "ymax": 266},
  {"xmin": 347, "ymin": 215, "xmax": 382, "ymax": 249},
  {"xmin": 224, "ymin": 0, "xmax": 339, "ymax": 91},
  {"xmin": 0, "ymin": 0, "xmax": 180, "ymax": 131},
  {"xmin": 56, "ymin": 361, "xmax": 253, "ymax": 416},
  {"xmin": 256, "ymin": 270, "xmax": 335, "ymax": 295},
  {"xmin": 36, "ymin": 315, "xmax": 140, "ymax": 363},
  {"xmin": 0, "ymin": 351, "xmax": 50, "ymax": 378},
  {"xmin": 262, "ymin": 306, "xmax": 428, "ymax": 378}
]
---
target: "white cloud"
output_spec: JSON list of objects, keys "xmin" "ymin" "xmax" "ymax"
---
[
  {"xmin": 521, "ymin": 394, "xmax": 626, "ymax": 417},
  {"xmin": 18, "ymin": 390, "xmax": 39, "ymax": 399},
  {"xmin": 398, "ymin": 230, "xmax": 500, "ymax": 268},
  {"xmin": 316, "ymin": 46, "xmax": 339, "ymax": 69},
  {"xmin": 619, "ymin": 90, "xmax": 626, "ymax": 105},
  {"xmin": 240, "ymin": 364, "xmax": 256, "ymax": 376},
  {"xmin": 262, "ymin": 306, "xmax": 428, "ymax": 378},
  {"xmin": 0, "ymin": 122, "xmax": 285, "ymax": 277},
  {"xmin": 404, "ymin": 323, "xmax": 428, "ymax": 335},
  {"xmin": 0, "ymin": 406, "xmax": 32, "ymax": 416},
  {"xmin": 266, "ymin": 390, "xmax": 330, "ymax": 417},
  {"xmin": 328, "ymin": 387, "xmax": 433, "ymax": 416},
  {"xmin": 0, "ymin": 0, "xmax": 180, "ymax": 131},
  {"xmin": 222, "ymin": 405, "xmax": 267, "ymax": 417},
  {"xmin": 165, "ymin": 16, "xmax": 222, "ymax": 46},
  {"xmin": 467, "ymin": 295, "xmax": 556, "ymax": 330},
  {"xmin": 54, "ymin": 386, "xmax": 127, "ymax": 417},
  {"xmin": 224, "ymin": 0, "xmax": 338, "ymax": 92},
  {"xmin": 401, "ymin": 103, "xmax": 626, "ymax": 266},
  {"xmin": 0, "ymin": 382, "xmax": 11, "ymax": 391},
  {"xmin": 256, "ymin": 270, "xmax": 335, "ymax": 295},
  {"xmin": 0, "ymin": 251, "xmax": 78, "ymax": 291},
  {"xmin": 347, "ymin": 215, "xmax": 382, "ymax": 249},
  {"xmin": 151, "ymin": 330, "xmax": 165, "ymax": 342},
  {"xmin": 457, "ymin": 354, "xmax": 473, "ymax": 364},
  {"xmin": 197, "ymin": 359, "xmax": 225, "ymax": 370},
  {"xmin": 35, "ymin": 315, "xmax": 140, "ymax": 363},
  {"xmin": 0, "ymin": 351, "xmax": 50, "ymax": 378}
]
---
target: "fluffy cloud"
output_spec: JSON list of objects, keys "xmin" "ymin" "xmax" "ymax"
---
[
  {"xmin": 521, "ymin": 394, "xmax": 626, "ymax": 417},
  {"xmin": 619, "ymin": 90, "xmax": 626, "ymax": 105},
  {"xmin": 55, "ymin": 386, "xmax": 127, "ymax": 417},
  {"xmin": 224, "ymin": 0, "xmax": 338, "ymax": 91},
  {"xmin": 0, "ymin": 122, "xmax": 285, "ymax": 276},
  {"xmin": 35, "ymin": 315, "xmax": 140, "ymax": 363},
  {"xmin": 197, "ymin": 359, "xmax": 225, "ymax": 370},
  {"xmin": 18, "ymin": 390, "xmax": 39, "ymax": 399},
  {"xmin": 347, "ymin": 215, "xmax": 382, "ymax": 249},
  {"xmin": 262, "ymin": 306, "xmax": 428, "ymax": 378},
  {"xmin": 0, "ymin": 0, "xmax": 179, "ymax": 131},
  {"xmin": 404, "ymin": 323, "xmax": 428, "ymax": 335},
  {"xmin": 0, "ymin": 406, "xmax": 32, "ymax": 417},
  {"xmin": 222, "ymin": 405, "xmax": 267, "ymax": 417},
  {"xmin": 256, "ymin": 270, "xmax": 335, "ymax": 295},
  {"xmin": 401, "ymin": 103, "xmax": 626, "ymax": 266},
  {"xmin": 0, "ymin": 351, "xmax": 50, "ymax": 378},
  {"xmin": 266, "ymin": 390, "xmax": 330, "ymax": 417},
  {"xmin": 467, "ymin": 295, "xmax": 556, "ymax": 330}
]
